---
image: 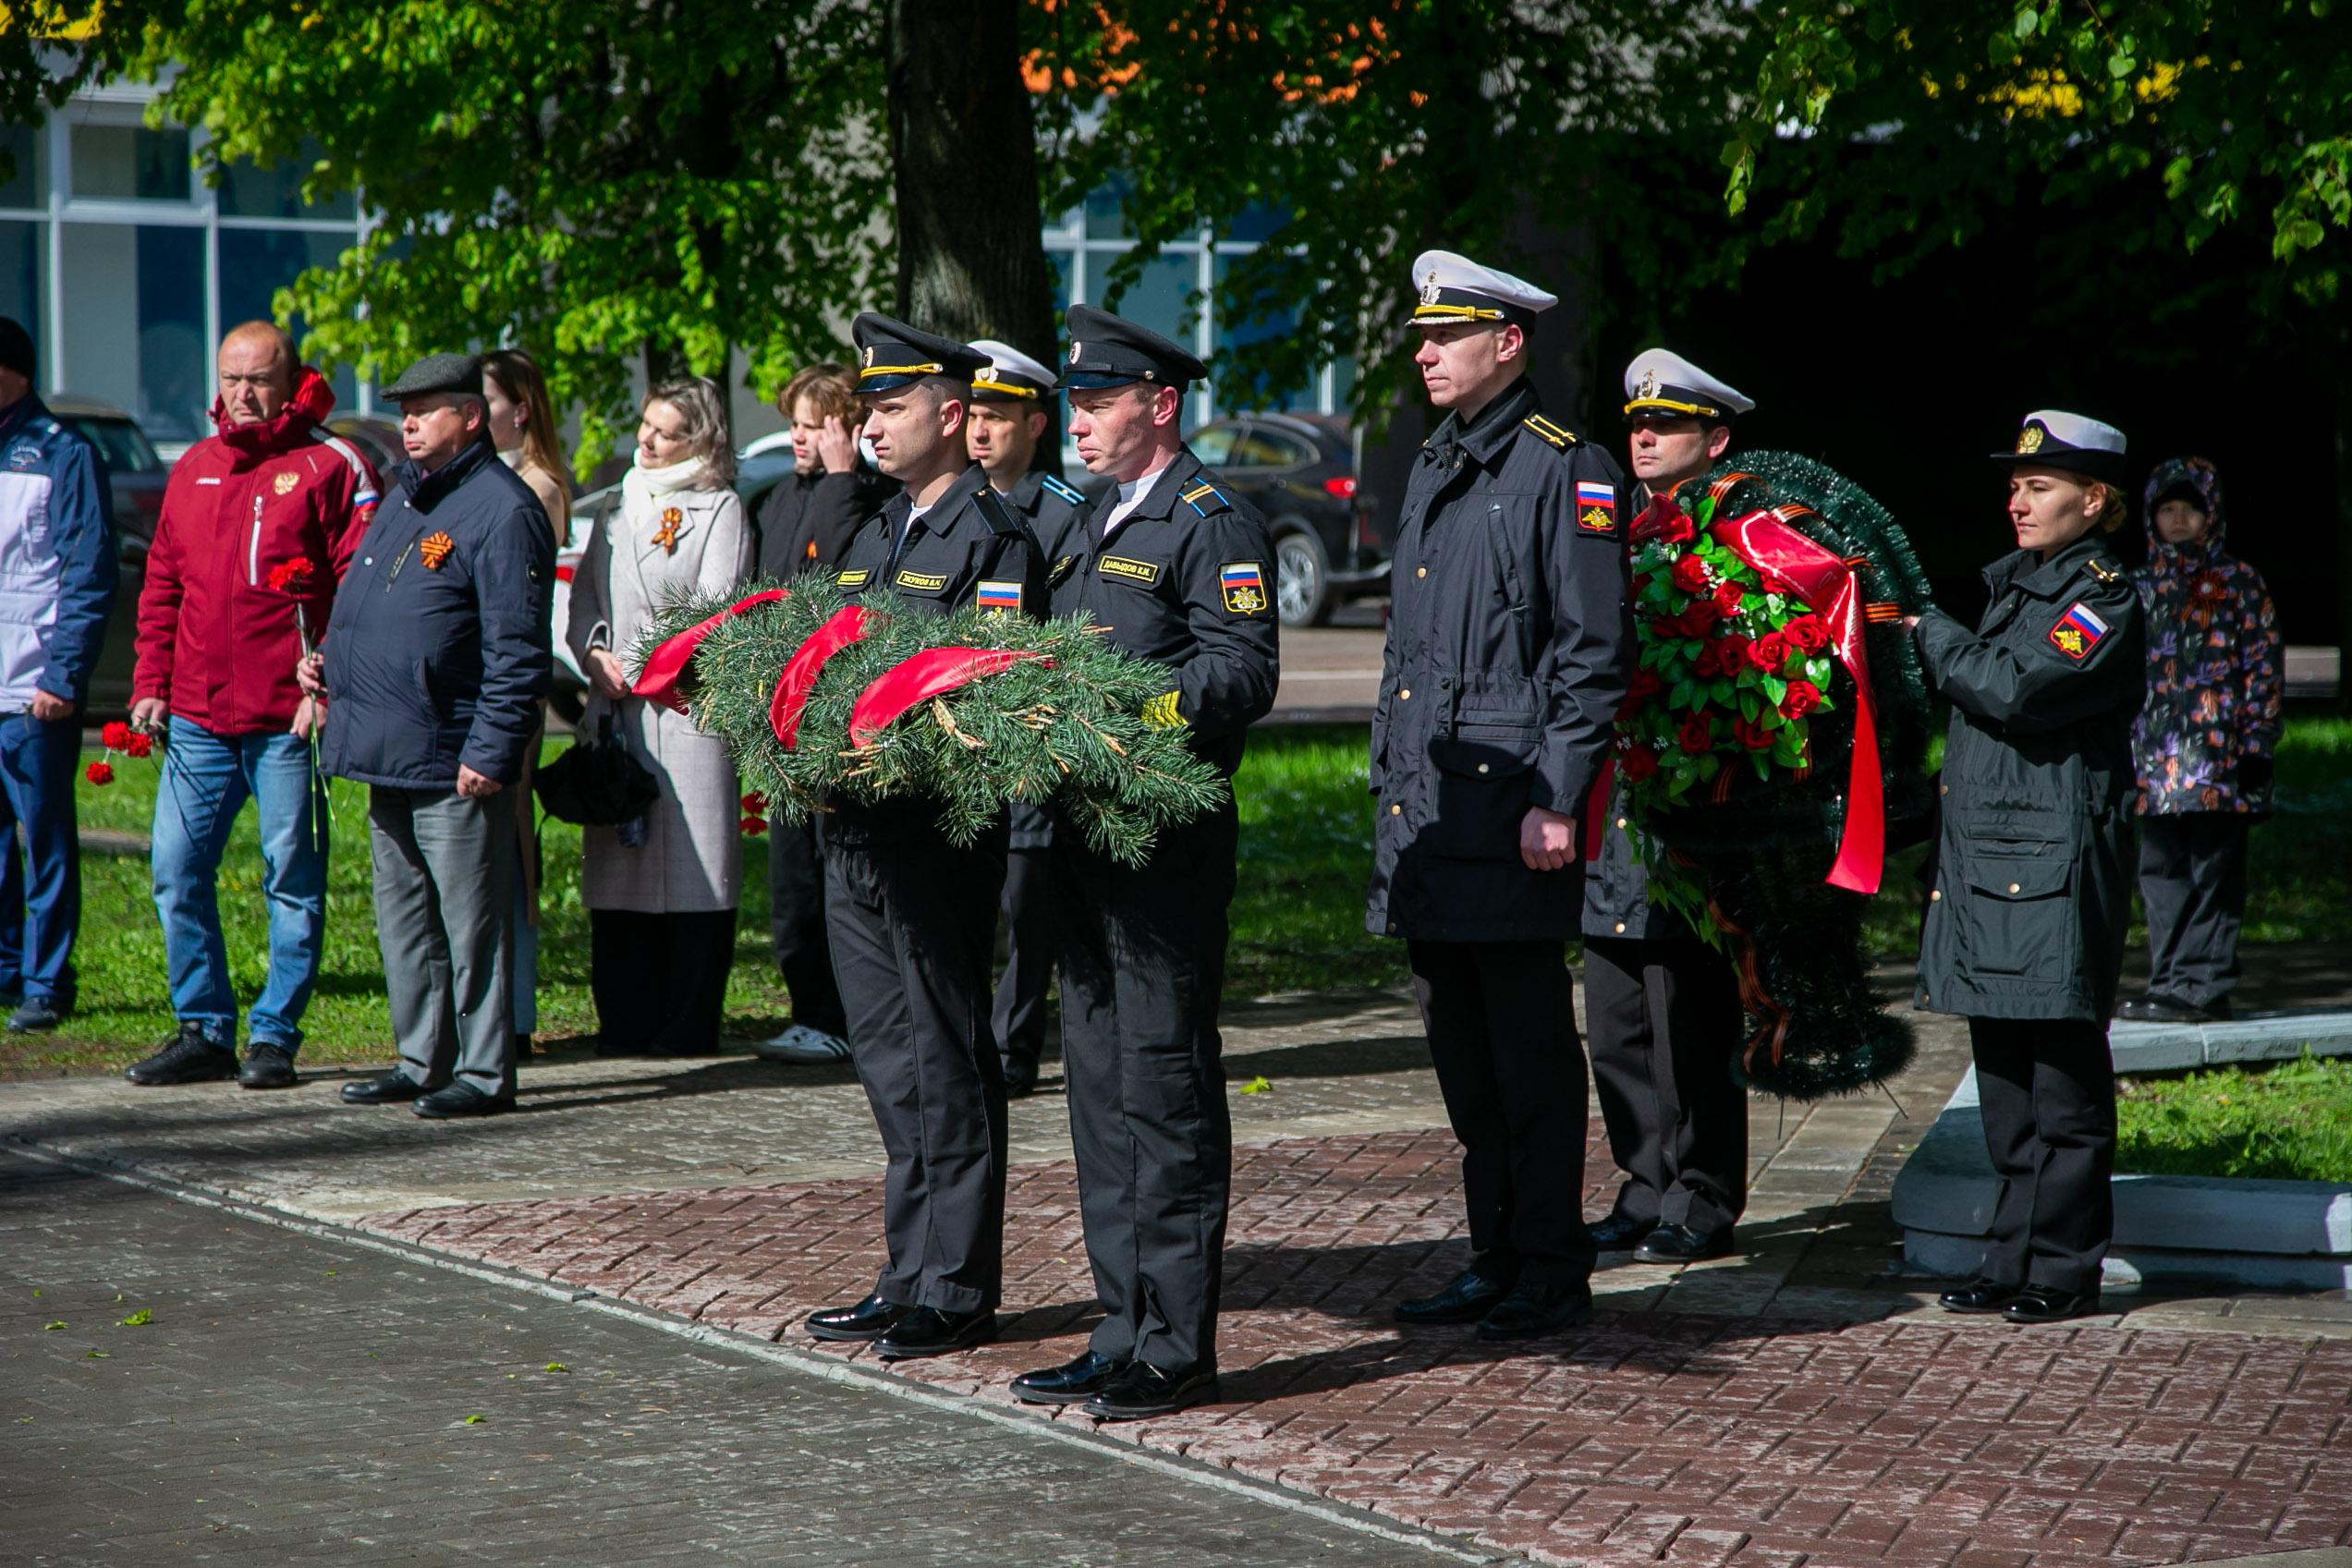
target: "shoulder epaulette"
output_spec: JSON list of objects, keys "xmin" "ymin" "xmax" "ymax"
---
[
  {"xmin": 970, "ymin": 486, "xmax": 1023, "ymax": 538},
  {"xmin": 1522, "ymin": 415, "xmax": 1580, "ymax": 450},
  {"xmin": 2083, "ymin": 556, "xmax": 2126, "ymax": 588},
  {"xmin": 1180, "ymin": 480, "xmax": 1233, "ymax": 518},
  {"xmin": 1040, "ymin": 474, "xmax": 1086, "ymax": 507}
]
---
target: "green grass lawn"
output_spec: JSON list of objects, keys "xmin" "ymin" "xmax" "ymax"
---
[
  {"xmin": 2116, "ymin": 1052, "xmax": 2352, "ymax": 1182},
  {"xmin": 15, "ymin": 712, "xmax": 2349, "ymax": 1076}
]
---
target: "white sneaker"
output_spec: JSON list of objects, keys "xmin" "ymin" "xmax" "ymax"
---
[{"xmin": 755, "ymin": 1023, "xmax": 854, "ymax": 1064}]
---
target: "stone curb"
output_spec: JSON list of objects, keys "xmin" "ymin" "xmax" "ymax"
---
[
  {"xmin": 2110, "ymin": 1009, "xmax": 2352, "ymax": 1073},
  {"xmin": 1892, "ymin": 1065, "xmax": 2352, "ymax": 1290}
]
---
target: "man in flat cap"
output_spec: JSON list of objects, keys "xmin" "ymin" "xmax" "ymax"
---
[
  {"xmin": 799, "ymin": 312, "xmax": 1048, "ymax": 1363},
  {"xmin": 1579, "ymin": 346, "xmax": 1755, "ymax": 1268},
  {"xmin": 1368, "ymin": 249, "xmax": 1631, "ymax": 1341},
  {"xmin": 308, "ymin": 352, "xmax": 554, "ymax": 1117},
  {"xmin": 965, "ymin": 338, "xmax": 1090, "ymax": 1100},
  {"xmin": 1005, "ymin": 302, "xmax": 1278, "ymax": 1420}
]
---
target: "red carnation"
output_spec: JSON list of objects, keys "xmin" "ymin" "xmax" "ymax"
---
[
  {"xmin": 1748, "ymin": 631, "xmax": 1793, "ymax": 673},
  {"xmin": 267, "ymin": 558, "xmax": 318, "ymax": 594},
  {"xmin": 1620, "ymin": 745, "xmax": 1661, "ymax": 782},
  {"xmin": 1670, "ymin": 555, "xmax": 1712, "ymax": 594},
  {"xmin": 1735, "ymin": 717, "xmax": 1776, "ymax": 751},
  {"xmin": 84, "ymin": 760, "xmax": 114, "ymax": 786},
  {"xmin": 124, "ymin": 732, "xmax": 154, "ymax": 760},
  {"xmin": 1677, "ymin": 711, "xmax": 1715, "ymax": 755},
  {"xmin": 101, "ymin": 720, "xmax": 133, "ymax": 751},
  {"xmin": 1784, "ymin": 614, "xmax": 1831, "ymax": 654},
  {"xmin": 1627, "ymin": 669, "xmax": 1663, "ymax": 700},
  {"xmin": 1712, "ymin": 581, "xmax": 1747, "ymax": 618},
  {"xmin": 739, "ymin": 816, "xmax": 768, "ymax": 836},
  {"xmin": 740, "ymin": 791, "xmax": 767, "ymax": 814},
  {"xmin": 1778, "ymin": 680, "xmax": 1824, "ymax": 720},
  {"xmin": 1674, "ymin": 601, "xmax": 1722, "ymax": 638}
]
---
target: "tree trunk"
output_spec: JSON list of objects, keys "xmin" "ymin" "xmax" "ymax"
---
[{"xmin": 886, "ymin": 0, "xmax": 1055, "ymax": 369}]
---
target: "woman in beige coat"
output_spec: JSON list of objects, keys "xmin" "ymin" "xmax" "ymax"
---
[{"xmin": 565, "ymin": 377, "xmax": 752, "ymax": 1055}]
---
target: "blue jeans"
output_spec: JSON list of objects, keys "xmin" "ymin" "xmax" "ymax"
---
[
  {"xmin": 151, "ymin": 719, "xmax": 328, "ymax": 1051},
  {"xmin": 0, "ymin": 711, "xmax": 84, "ymax": 1005}
]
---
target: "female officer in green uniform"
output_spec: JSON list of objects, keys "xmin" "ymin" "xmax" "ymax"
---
[{"xmin": 1907, "ymin": 410, "xmax": 2145, "ymax": 1326}]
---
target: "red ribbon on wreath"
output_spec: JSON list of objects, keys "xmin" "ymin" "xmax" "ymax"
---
[
  {"xmin": 847, "ymin": 647, "xmax": 1054, "ymax": 748},
  {"xmin": 770, "ymin": 604, "xmax": 880, "ymax": 748},
  {"xmin": 1706, "ymin": 508, "xmax": 1884, "ymax": 894},
  {"xmin": 631, "ymin": 588, "xmax": 790, "ymax": 713}
]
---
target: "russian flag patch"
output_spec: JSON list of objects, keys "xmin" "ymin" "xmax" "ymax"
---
[
  {"xmin": 1574, "ymin": 480, "xmax": 1618, "ymax": 534},
  {"xmin": 975, "ymin": 579, "xmax": 1023, "ymax": 614},
  {"xmin": 2049, "ymin": 601, "xmax": 2110, "ymax": 661},
  {"xmin": 1220, "ymin": 560, "xmax": 1268, "ymax": 614}
]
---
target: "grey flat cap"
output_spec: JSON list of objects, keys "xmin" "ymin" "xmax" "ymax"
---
[{"xmin": 381, "ymin": 352, "xmax": 484, "ymax": 401}]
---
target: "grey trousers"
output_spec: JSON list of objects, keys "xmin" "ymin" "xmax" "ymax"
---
[
  {"xmin": 2139, "ymin": 813, "xmax": 2249, "ymax": 1009},
  {"xmin": 368, "ymin": 786, "xmax": 516, "ymax": 1098}
]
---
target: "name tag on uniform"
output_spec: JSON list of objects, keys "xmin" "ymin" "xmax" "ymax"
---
[
  {"xmin": 836, "ymin": 568, "xmax": 871, "ymax": 588},
  {"xmin": 894, "ymin": 568, "xmax": 949, "ymax": 592},
  {"xmin": 2049, "ymin": 602, "xmax": 2109, "ymax": 660},
  {"xmin": 1098, "ymin": 555, "xmax": 1161, "ymax": 587}
]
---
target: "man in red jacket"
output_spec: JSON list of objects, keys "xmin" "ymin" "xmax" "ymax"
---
[{"xmin": 122, "ymin": 322, "xmax": 379, "ymax": 1090}]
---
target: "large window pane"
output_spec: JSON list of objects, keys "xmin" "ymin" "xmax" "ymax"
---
[
  {"xmin": 1213, "ymin": 254, "xmax": 1307, "ymax": 412},
  {"xmin": 0, "ymin": 127, "xmax": 43, "ymax": 211},
  {"xmin": 216, "ymin": 142, "xmax": 355, "ymax": 220},
  {"xmin": 1083, "ymin": 178, "xmax": 1131, "ymax": 242},
  {"xmin": 1100, "ymin": 250, "xmax": 1200, "ymax": 353},
  {"xmin": 0, "ymin": 221, "xmax": 43, "ymax": 367},
  {"xmin": 58, "ymin": 223, "xmax": 207, "ymax": 442},
  {"xmin": 218, "ymin": 226, "xmax": 359, "ymax": 407},
  {"xmin": 71, "ymin": 125, "xmax": 192, "ymax": 202}
]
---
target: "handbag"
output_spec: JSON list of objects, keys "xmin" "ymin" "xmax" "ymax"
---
[{"xmin": 532, "ymin": 712, "xmax": 660, "ymax": 827}]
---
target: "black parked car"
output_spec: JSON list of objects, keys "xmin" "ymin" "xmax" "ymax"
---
[{"xmin": 1188, "ymin": 412, "xmax": 1382, "ymax": 626}]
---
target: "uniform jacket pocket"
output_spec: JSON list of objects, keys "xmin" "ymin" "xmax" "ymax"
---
[
  {"xmin": 1948, "ymin": 841, "xmax": 2074, "ymax": 984},
  {"xmin": 1420, "ymin": 728, "xmax": 1538, "ymax": 860}
]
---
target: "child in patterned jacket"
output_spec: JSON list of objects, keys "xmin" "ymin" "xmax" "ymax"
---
[{"xmin": 2122, "ymin": 456, "xmax": 2283, "ymax": 1023}]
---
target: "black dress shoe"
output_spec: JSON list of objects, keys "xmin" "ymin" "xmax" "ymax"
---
[
  {"xmin": 2004, "ymin": 1284, "xmax": 2102, "ymax": 1324},
  {"xmin": 1587, "ymin": 1212, "xmax": 1658, "ymax": 1250},
  {"xmin": 413, "ymin": 1081, "xmax": 515, "ymax": 1119},
  {"xmin": 876, "ymin": 1307, "xmax": 997, "ymax": 1360},
  {"xmin": 2134, "ymin": 994, "xmax": 2225, "ymax": 1024},
  {"xmin": 238, "ymin": 1043, "xmax": 299, "ymax": 1090},
  {"xmin": 2115, "ymin": 997, "xmax": 2153, "ymax": 1022},
  {"xmin": 1635, "ymin": 1222, "xmax": 1735, "ymax": 1264},
  {"xmin": 1938, "ymin": 1277, "xmax": 2022, "ymax": 1314},
  {"xmin": 1475, "ymin": 1282, "xmax": 1595, "ymax": 1341},
  {"xmin": 340, "ymin": 1069, "xmax": 431, "ymax": 1104},
  {"xmin": 1081, "ymin": 1361, "xmax": 1218, "ymax": 1421},
  {"xmin": 1010, "ymin": 1350, "xmax": 1128, "ymax": 1405},
  {"xmin": 125, "ymin": 1026, "xmax": 238, "ymax": 1086},
  {"xmin": 804, "ymin": 1294, "xmax": 908, "ymax": 1343},
  {"xmin": 1393, "ymin": 1266, "xmax": 1516, "ymax": 1325}
]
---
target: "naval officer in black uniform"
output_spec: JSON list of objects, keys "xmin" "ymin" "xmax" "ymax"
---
[
  {"xmin": 800, "ymin": 313, "xmax": 1048, "ymax": 1362},
  {"xmin": 966, "ymin": 339, "xmax": 1091, "ymax": 1098},
  {"xmin": 1367, "ymin": 250, "xmax": 1632, "ymax": 1340},
  {"xmin": 1005, "ymin": 303, "xmax": 1279, "ymax": 1420},
  {"xmin": 1582, "ymin": 348, "xmax": 1753, "ymax": 1266},
  {"xmin": 1913, "ymin": 410, "xmax": 2144, "ymax": 1325}
]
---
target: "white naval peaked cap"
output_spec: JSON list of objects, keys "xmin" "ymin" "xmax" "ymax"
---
[
  {"xmin": 1406, "ymin": 249, "xmax": 1559, "ymax": 328},
  {"xmin": 968, "ymin": 338, "xmax": 1059, "ymax": 401},
  {"xmin": 1993, "ymin": 409, "xmax": 2127, "ymax": 483},
  {"xmin": 1622, "ymin": 347, "xmax": 1754, "ymax": 421}
]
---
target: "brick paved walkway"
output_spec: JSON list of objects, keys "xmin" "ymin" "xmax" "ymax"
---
[{"xmin": 358, "ymin": 1128, "xmax": 2352, "ymax": 1568}]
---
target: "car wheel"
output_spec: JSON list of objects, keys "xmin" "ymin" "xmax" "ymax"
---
[{"xmin": 1273, "ymin": 526, "xmax": 1334, "ymax": 627}]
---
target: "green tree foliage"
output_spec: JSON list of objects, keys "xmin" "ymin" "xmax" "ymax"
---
[{"xmin": 1725, "ymin": 1, "xmax": 2350, "ymax": 280}]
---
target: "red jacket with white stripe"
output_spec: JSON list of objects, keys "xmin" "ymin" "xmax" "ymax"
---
[{"xmin": 131, "ymin": 368, "xmax": 381, "ymax": 735}]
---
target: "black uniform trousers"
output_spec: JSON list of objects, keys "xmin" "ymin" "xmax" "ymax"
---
[
  {"xmin": 588, "ymin": 908, "xmax": 737, "ymax": 1057},
  {"xmin": 2138, "ymin": 814, "xmax": 2249, "ymax": 1011},
  {"xmin": 823, "ymin": 831, "xmax": 1009, "ymax": 1315},
  {"xmin": 993, "ymin": 845, "xmax": 1057, "ymax": 1087},
  {"xmin": 1408, "ymin": 939, "xmax": 1598, "ymax": 1286},
  {"xmin": 1968, "ymin": 1015, "xmax": 2114, "ymax": 1296},
  {"xmin": 768, "ymin": 813, "xmax": 847, "ymax": 1038},
  {"xmin": 1054, "ymin": 800, "xmax": 1237, "ymax": 1376},
  {"xmin": 1583, "ymin": 935, "xmax": 1748, "ymax": 1234}
]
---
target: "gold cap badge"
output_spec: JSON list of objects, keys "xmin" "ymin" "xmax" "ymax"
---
[
  {"xmin": 2016, "ymin": 424, "xmax": 2044, "ymax": 455},
  {"xmin": 1067, "ymin": 340, "xmax": 1082, "ymax": 365},
  {"xmin": 1420, "ymin": 270, "xmax": 1441, "ymax": 306},
  {"xmin": 1637, "ymin": 369, "xmax": 1658, "ymax": 400}
]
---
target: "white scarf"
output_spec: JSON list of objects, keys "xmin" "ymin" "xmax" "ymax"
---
[{"xmin": 622, "ymin": 453, "xmax": 713, "ymax": 519}]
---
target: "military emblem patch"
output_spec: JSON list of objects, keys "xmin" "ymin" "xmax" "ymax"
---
[
  {"xmin": 1048, "ymin": 554, "xmax": 1078, "ymax": 586},
  {"xmin": 975, "ymin": 579, "xmax": 1022, "ymax": 614},
  {"xmin": 2048, "ymin": 601, "xmax": 2109, "ymax": 660},
  {"xmin": 274, "ymin": 471, "xmax": 299, "ymax": 497},
  {"xmin": 1098, "ymin": 555, "xmax": 1162, "ymax": 587},
  {"xmin": 895, "ymin": 568, "xmax": 949, "ymax": 592},
  {"xmin": 1220, "ymin": 560, "xmax": 1268, "ymax": 614},
  {"xmin": 1574, "ymin": 480, "xmax": 1618, "ymax": 534}
]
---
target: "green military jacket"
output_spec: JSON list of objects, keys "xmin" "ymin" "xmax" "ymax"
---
[{"xmin": 1912, "ymin": 534, "xmax": 2145, "ymax": 1021}]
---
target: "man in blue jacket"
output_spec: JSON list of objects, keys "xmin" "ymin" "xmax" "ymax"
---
[
  {"xmin": 306, "ymin": 353, "xmax": 553, "ymax": 1117},
  {"xmin": 0, "ymin": 316, "xmax": 117, "ymax": 1034}
]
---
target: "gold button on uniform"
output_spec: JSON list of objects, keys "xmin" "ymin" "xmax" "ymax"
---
[
  {"xmin": 2007, "ymin": 881, "xmax": 2021, "ymax": 894},
  {"xmin": 1931, "ymin": 889, "xmax": 1942, "ymax": 902},
  {"xmin": 1940, "ymin": 783, "xmax": 1949, "ymax": 796},
  {"xmin": 1390, "ymin": 804, "xmax": 1401, "ymax": 816},
  {"xmin": 1416, "ymin": 566, "xmax": 1427, "ymax": 578},
  {"xmin": 1614, "ymin": 921, "xmax": 1627, "ymax": 934},
  {"xmin": 1615, "ymin": 817, "xmax": 1627, "ymax": 830},
  {"xmin": 1399, "ymin": 688, "xmax": 1411, "ymax": 700},
  {"xmin": 1477, "ymin": 763, "xmax": 1490, "ymax": 774}
]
